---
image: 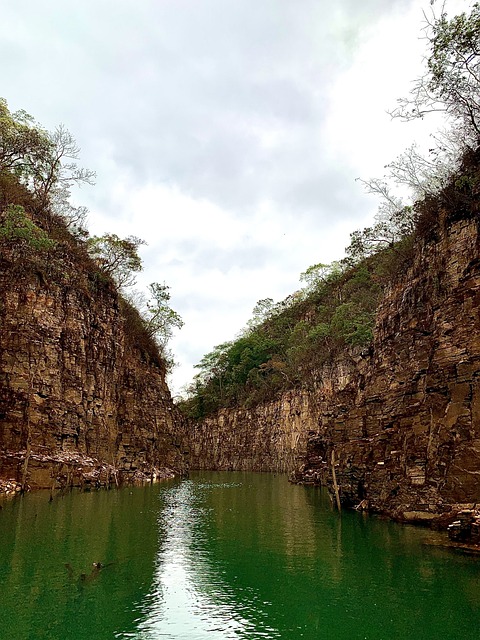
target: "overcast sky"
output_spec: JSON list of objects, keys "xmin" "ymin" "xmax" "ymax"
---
[{"xmin": 0, "ymin": 0, "xmax": 473, "ymax": 395}]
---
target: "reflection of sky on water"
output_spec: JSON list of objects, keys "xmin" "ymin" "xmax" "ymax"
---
[
  {"xmin": 126, "ymin": 480, "xmax": 279, "ymax": 640},
  {"xmin": 112, "ymin": 472, "xmax": 480, "ymax": 640}
]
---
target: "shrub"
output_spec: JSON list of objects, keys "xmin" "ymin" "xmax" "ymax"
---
[{"xmin": 0, "ymin": 204, "xmax": 55, "ymax": 251}]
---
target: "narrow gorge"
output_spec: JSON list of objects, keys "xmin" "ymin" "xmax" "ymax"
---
[
  {"xmin": 1, "ymin": 138, "xmax": 480, "ymax": 541},
  {"xmin": 183, "ymin": 183, "xmax": 480, "ymax": 532}
]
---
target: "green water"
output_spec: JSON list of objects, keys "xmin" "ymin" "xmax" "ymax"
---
[{"xmin": 0, "ymin": 473, "xmax": 479, "ymax": 639}]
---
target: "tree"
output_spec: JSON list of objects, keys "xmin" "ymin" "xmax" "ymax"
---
[
  {"xmin": 28, "ymin": 124, "xmax": 96, "ymax": 215},
  {"xmin": 246, "ymin": 298, "xmax": 275, "ymax": 331},
  {"xmin": 0, "ymin": 98, "xmax": 49, "ymax": 176},
  {"xmin": 351, "ymin": 2, "xmax": 480, "ymax": 267},
  {"xmin": 0, "ymin": 98, "xmax": 94, "ymax": 234},
  {"xmin": 391, "ymin": 2, "xmax": 480, "ymax": 143},
  {"xmin": 346, "ymin": 179, "xmax": 417, "ymax": 263},
  {"xmin": 192, "ymin": 342, "xmax": 232, "ymax": 402},
  {"xmin": 143, "ymin": 282, "xmax": 184, "ymax": 349},
  {"xmin": 299, "ymin": 261, "xmax": 344, "ymax": 292},
  {"xmin": 300, "ymin": 263, "xmax": 330, "ymax": 289},
  {"xmin": 383, "ymin": 141, "xmax": 458, "ymax": 199},
  {"xmin": 87, "ymin": 233, "xmax": 145, "ymax": 289}
]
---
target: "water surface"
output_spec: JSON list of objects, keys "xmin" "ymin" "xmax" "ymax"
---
[{"xmin": 0, "ymin": 472, "xmax": 479, "ymax": 639}]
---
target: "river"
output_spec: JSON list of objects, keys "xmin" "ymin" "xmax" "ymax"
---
[{"xmin": 0, "ymin": 472, "xmax": 479, "ymax": 639}]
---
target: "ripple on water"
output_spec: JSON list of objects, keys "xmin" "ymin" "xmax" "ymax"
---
[{"xmin": 1, "ymin": 473, "xmax": 480, "ymax": 640}]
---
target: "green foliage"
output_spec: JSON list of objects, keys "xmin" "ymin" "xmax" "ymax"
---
[
  {"xmin": 0, "ymin": 98, "xmax": 50, "ymax": 179},
  {"xmin": 0, "ymin": 204, "xmax": 55, "ymax": 251},
  {"xmin": 299, "ymin": 262, "xmax": 330, "ymax": 289},
  {"xmin": 180, "ymin": 4, "xmax": 480, "ymax": 420},
  {"xmin": 143, "ymin": 282, "xmax": 184, "ymax": 349},
  {"xmin": 348, "ymin": 3, "xmax": 480, "ymax": 269},
  {"xmin": 246, "ymin": 298, "xmax": 275, "ymax": 331},
  {"xmin": 329, "ymin": 303, "xmax": 374, "ymax": 346},
  {"xmin": 0, "ymin": 98, "xmax": 94, "ymax": 235},
  {"xmin": 299, "ymin": 261, "xmax": 344, "ymax": 292},
  {"xmin": 122, "ymin": 282, "xmax": 184, "ymax": 371},
  {"xmin": 391, "ymin": 2, "xmax": 480, "ymax": 140},
  {"xmin": 346, "ymin": 178, "xmax": 418, "ymax": 265},
  {"xmin": 0, "ymin": 97, "xmax": 182, "ymax": 373},
  {"xmin": 119, "ymin": 298, "xmax": 165, "ymax": 369},
  {"xmin": 179, "ymin": 259, "xmax": 381, "ymax": 419},
  {"xmin": 87, "ymin": 234, "xmax": 145, "ymax": 289},
  {"xmin": 427, "ymin": 3, "xmax": 480, "ymax": 138}
]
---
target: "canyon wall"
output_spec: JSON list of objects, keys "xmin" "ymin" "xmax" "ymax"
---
[
  {"xmin": 186, "ymin": 208, "xmax": 480, "ymax": 524},
  {"xmin": 0, "ymin": 232, "xmax": 186, "ymax": 490},
  {"xmin": 296, "ymin": 208, "xmax": 480, "ymax": 523},
  {"xmin": 185, "ymin": 390, "xmax": 314, "ymax": 473},
  {"xmin": 183, "ymin": 359, "xmax": 356, "ymax": 474}
]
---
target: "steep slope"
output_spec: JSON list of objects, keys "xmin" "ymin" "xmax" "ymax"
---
[
  {"xmin": 295, "ymin": 205, "xmax": 480, "ymax": 523},
  {"xmin": 0, "ymin": 202, "xmax": 186, "ymax": 491},
  {"xmin": 182, "ymin": 172, "xmax": 480, "ymax": 527}
]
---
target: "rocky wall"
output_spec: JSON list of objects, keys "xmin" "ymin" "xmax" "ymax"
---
[
  {"xmin": 296, "ymin": 209, "xmax": 480, "ymax": 523},
  {"xmin": 184, "ymin": 390, "xmax": 316, "ymax": 473},
  {"xmin": 0, "ymin": 238, "xmax": 185, "ymax": 490},
  {"xmin": 186, "ymin": 209, "xmax": 480, "ymax": 526}
]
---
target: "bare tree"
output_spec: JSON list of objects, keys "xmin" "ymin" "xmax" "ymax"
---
[
  {"xmin": 391, "ymin": 2, "xmax": 480, "ymax": 144},
  {"xmin": 29, "ymin": 124, "xmax": 96, "ymax": 213}
]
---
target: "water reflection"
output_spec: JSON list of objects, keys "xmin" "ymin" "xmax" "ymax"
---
[
  {"xmin": 128, "ymin": 480, "xmax": 280, "ymax": 639},
  {"xmin": 130, "ymin": 473, "xmax": 480, "ymax": 640},
  {"xmin": 1, "ymin": 473, "xmax": 480, "ymax": 640}
]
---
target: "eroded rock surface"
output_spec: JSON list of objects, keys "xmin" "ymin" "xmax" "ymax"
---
[
  {"xmin": 295, "ymin": 210, "xmax": 480, "ymax": 526},
  {"xmin": 185, "ymin": 209, "xmax": 480, "ymax": 530},
  {"xmin": 0, "ymin": 238, "xmax": 185, "ymax": 491}
]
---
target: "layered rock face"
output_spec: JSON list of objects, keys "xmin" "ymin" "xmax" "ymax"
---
[
  {"xmin": 297, "ymin": 208, "xmax": 480, "ymax": 523},
  {"xmin": 0, "ymin": 237, "xmax": 185, "ymax": 489},
  {"xmin": 185, "ymin": 390, "xmax": 316, "ymax": 473},
  {"xmin": 187, "ymin": 208, "xmax": 480, "ymax": 524}
]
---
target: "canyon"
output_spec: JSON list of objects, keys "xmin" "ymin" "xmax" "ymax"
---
[
  {"xmin": 1, "ymin": 180, "xmax": 479, "ymax": 539},
  {"xmin": 0, "ymin": 222, "xmax": 186, "ymax": 492},
  {"xmin": 184, "ymin": 204, "xmax": 480, "ymax": 531}
]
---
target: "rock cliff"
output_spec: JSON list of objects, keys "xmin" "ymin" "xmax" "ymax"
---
[
  {"xmin": 0, "ymin": 217, "xmax": 185, "ymax": 491},
  {"xmin": 185, "ymin": 389, "xmax": 315, "ymax": 473},
  {"xmin": 296, "ymin": 206, "xmax": 480, "ymax": 525},
  {"xmin": 185, "ymin": 205, "xmax": 480, "ymax": 526}
]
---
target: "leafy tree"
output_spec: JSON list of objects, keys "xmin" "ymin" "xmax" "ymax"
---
[
  {"xmin": 299, "ymin": 261, "xmax": 344, "ymax": 292},
  {"xmin": 0, "ymin": 98, "xmax": 94, "ymax": 234},
  {"xmin": 299, "ymin": 262, "xmax": 330, "ymax": 289},
  {"xmin": 1, "ymin": 98, "xmax": 182, "ymax": 373},
  {"xmin": 87, "ymin": 233, "xmax": 145, "ymax": 289},
  {"xmin": 0, "ymin": 99, "xmax": 49, "ymax": 176},
  {"xmin": 349, "ymin": 3, "xmax": 480, "ymax": 267},
  {"xmin": 180, "ymin": 3, "xmax": 480, "ymax": 419},
  {"xmin": 120, "ymin": 283, "xmax": 183, "ymax": 372},
  {"xmin": 329, "ymin": 303, "xmax": 374, "ymax": 346},
  {"xmin": 143, "ymin": 282, "xmax": 184, "ymax": 349},
  {"xmin": 246, "ymin": 298, "xmax": 275, "ymax": 331},
  {"xmin": 192, "ymin": 342, "xmax": 232, "ymax": 404}
]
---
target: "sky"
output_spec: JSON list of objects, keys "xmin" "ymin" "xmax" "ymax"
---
[{"xmin": 0, "ymin": 0, "xmax": 474, "ymax": 396}]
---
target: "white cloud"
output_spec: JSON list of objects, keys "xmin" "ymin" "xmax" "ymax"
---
[{"xmin": 1, "ymin": 0, "xmax": 474, "ymax": 394}]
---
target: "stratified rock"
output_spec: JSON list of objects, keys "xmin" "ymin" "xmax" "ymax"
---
[
  {"xmin": 0, "ymin": 230, "xmax": 186, "ymax": 491},
  {"xmin": 183, "ymin": 203, "xmax": 480, "ymax": 535}
]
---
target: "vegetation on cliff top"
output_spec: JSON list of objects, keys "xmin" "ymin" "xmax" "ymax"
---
[
  {"xmin": 179, "ymin": 2, "xmax": 480, "ymax": 419},
  {"xmin": 0, "ymin": 98, "xmax": 183, "ymax": 369}
]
